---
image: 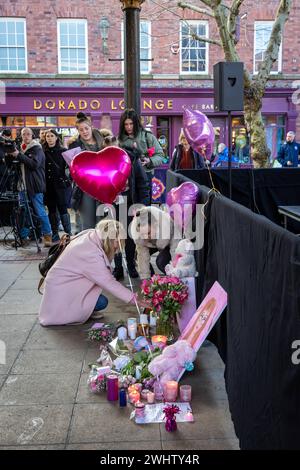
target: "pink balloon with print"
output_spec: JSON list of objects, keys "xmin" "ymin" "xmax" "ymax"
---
[
  {"xmin": 183, "ymin": 108, "xmax": 215, "ymax": 161},
  {"xmin": 166, "ymin": 182, "xmax": 200, "ymax": 229}
]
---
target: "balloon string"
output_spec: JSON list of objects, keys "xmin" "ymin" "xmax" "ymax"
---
[{"xmin": 108, "ymin": 207, "xmax": 152, "ymax": 359}]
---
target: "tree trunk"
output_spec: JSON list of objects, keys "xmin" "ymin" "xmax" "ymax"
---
[{"xmin": 244, "ymin": 87, "xmax": 270, "ymax": 168}]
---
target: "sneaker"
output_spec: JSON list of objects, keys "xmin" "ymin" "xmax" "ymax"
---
[
  {"xmin": 127, "ymin": 266, "xmax": 139, "ymax": 278},
  {"xmin": 42, "ymin": 234, "xmax": 53, "ymax": 248},
  {"xmin": 90, "ymin": 311, "xmax": 104, "ymax": 320},
  {"xmin": 112, "ymin": 266, "xmax": 124, "ymax": 280}
]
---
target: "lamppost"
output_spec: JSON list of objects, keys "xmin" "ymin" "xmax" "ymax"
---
[{"xmin": 120, "ymin": 0, "xmax": 145, "ymax": 116}]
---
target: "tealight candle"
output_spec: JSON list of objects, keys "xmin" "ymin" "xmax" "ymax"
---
[
  {"xmin": 163, "ymin": 381, "xmax": 178, "ymax": 402},
  {"xmin": 128, "ymin": 324, "xmax": 137, "ymax": 340},
  {"xmin": 147, "ymin": 391, "xmax": 155, "ymax": 404},
  {"xmin": 180, "ymin": 385, "xmax": 192, "ymax": 402},
  {"xmin": 134, "ymin": 401, "xmax": 145, "ymax": 418},
  {"xmin": 185, "ymin": 411, "xmax": 194, "ymax": 422},
  {"xmin": 128, "ymin": 383, "xmax": 142, "ymax": 393},
  {"xmin": 117, "ymin": 326, "xmax": 127, "ymax": 341},
  {"xmin": 151, "ymin": 335, "xmax": 168, "ymax": 349}
]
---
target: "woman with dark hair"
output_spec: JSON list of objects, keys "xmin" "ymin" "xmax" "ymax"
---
[
  {"xmin": 68, "ymin": 112, "xmax": 104, "ymax": 229},
  {"xmin": 43, "ymin": 129, "xmax": 72, "ymax": 240},
  {"xmin": 118, "ymin": 108, "xmax": 164, "ymax": 196}
]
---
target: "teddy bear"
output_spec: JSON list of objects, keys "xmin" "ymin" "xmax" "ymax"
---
[
  {"xmin": 165, "ymin": 239, "xmax": 197, "ymax": 279},
  {"xmin": 148, "ymin": 340, "xmax": 197, "ymax": 385}
]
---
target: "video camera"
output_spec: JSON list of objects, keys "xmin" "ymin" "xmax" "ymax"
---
[{"xmin": 0, "ymin": 135, "xmax": 17, "ymax": 154}]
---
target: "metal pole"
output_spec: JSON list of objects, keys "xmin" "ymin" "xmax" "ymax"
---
[
  {"xmin": 228, "ymin": 110, "xmax": 232, "ymax": 199},
  {"xmin": 120, "ymin": 0, "xmax": 145, "ymax": 116}
]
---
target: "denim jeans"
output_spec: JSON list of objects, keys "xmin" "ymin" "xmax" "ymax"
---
[
  {"xmin": 30, "ymin": 193, "xmax": 52, "ymax": 236},
  {"xmin": 94, "ymin": 294, "xmax": 108, "ymax": 312}
]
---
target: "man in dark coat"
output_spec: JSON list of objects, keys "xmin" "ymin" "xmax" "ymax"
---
[
  {"xmin": 277, "ymin": 131, "xmax": 300, "ymax": 167},
  {"xmin": 11, "ymin": 127, "xmax": 52, "ymax": 247}
]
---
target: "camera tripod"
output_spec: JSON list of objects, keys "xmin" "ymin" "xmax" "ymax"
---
[{"xmin": 0, "ymin": 160, "xmax": 41, "ymax": 253}]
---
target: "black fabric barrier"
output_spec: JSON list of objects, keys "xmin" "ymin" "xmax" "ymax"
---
[
  {"xmin": 175, "ymin": 168, "xmax": 300, "ymax": 232},
  {"xmin": 167, "ymin": 170, "xmax": 300, "ymax": 450}
]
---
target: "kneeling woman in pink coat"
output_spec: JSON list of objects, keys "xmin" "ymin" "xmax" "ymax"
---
[{"xmin": 39, "ymin": 219, "xmax": 147, "ymax": 326}]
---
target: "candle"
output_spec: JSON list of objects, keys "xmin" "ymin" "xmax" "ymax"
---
[
  {"xmin": 134, "ymin": 401, "xmax": 145, "ymax": 418},
  {"xmin": 150, "ymin": 312, "xmax": 157, "ymax": 327},
  {"xmin": 119, "ymin": 388, "xmax": 127, "ymax": 407},
  {"xmin": 127, "ymin": 317, "xmax": 137, "ymax": 327},
  {"xmin": 164, "ymin": 381, "xmax": 178, "ymax": 402},
  {"xmin": 139, "ymin": 313, "xmax": 148, "ymax": 325},
  {"xmin": 151, "ymin": 335, "xmax": 167, "ymax": 349},
  {"xmin": 128, "ymin": 324, "xmax": 137, "ymax": 340},
  {"xmin": 128, "ymin": 390, "xmax": 140, "ymax": 404},
  {"xmin": 185, "ymin": 411, "xmax": 194, "ymax": 422},
  {"xmin": 117, "ymin": 326, "xmax": 127, "ymax": 341},
  {"xmin": 147, "ymin": 391, "xmax": 155, "ymax": 404},
  {"xmin": 141, "ymin": 389, "xmax": 150, "ymax": 400},
  {"xmin": 106, "ymin": 374, "xmax": 119, "ymax": 401},
  {"xmin": 153, "ymin": 380, "xmax": 164, "ymax": 401},
  {"xmin": 180, "ymin": 385, "xmax": 192, "ymax": 402}
]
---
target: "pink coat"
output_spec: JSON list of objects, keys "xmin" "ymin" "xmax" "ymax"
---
[{"xmin": 39, "ymin": 229, "xmax": 134, "ymax": 326}]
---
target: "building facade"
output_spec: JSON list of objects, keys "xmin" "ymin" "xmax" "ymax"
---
[{"xmin": 0, "ymin": 0, "xmax": 300, "ymax": 164}]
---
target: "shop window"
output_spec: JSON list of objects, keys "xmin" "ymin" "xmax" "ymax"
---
[
  {"xmin": 263, "ymin": 114, "xmax": 285, "ymax": 160},
  {"xmin": 25, "ymin": 116, "xmax": 46, "ymax": 127},
  {"xmin": 232, "ymin": 117, "xmax": 250, "ymax": 164},
  {"xmin": 0, "ymin": 18, "xmax": 27, "ymax": 72},
  {"xmin": 180, "ymin": 20, "xmax": 208, "ymax": 74},
  {"xmin": 57, "ymin": 116, "xmax": 76, "ymax": 127},
  {"xmin": 121, "ymin": 20, "xmax": 152, "ymax": 74},
  {"xmin": 5, "ymin": 116, "xmax": 24, "ymax": 127},
  {"xmin": 58, "ymin": 19, "xmax": 88, "ymax": 73}
]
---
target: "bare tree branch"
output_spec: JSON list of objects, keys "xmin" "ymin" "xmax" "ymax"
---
[
  {"xmin": 256, "ymin": 0, "xmax": 291, "ymax": 89},
  {"xmin": 191, "ymin": 32, "xmax": 222, "ymax": 47},
  {"xmin": 178, "ymin": 2, "xmax": 215, "ymax": 18},
  {"xmin": 228, "ymin": 0, "xmax": 245, "ymax": 37}
]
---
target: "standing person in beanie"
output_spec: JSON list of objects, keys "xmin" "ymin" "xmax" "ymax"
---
[
  {"xmin": 68, "ymin": 112, "xmax": 104, "ymax": 229},
  {"xmin": 10, "ymin": 127, "xmax": 52, "ymax": 247},
  {"xmin": 43, "ymin": 129, "xmax": 72, "ymax": 241}
]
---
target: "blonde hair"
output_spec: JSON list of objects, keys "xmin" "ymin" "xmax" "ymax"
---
[
  {"xmin": 179, "ymin": 129, "xmax": 188, "ymax": 145},
  {"xmin": 96, "ymin": 219, "xmax": 125, "ymax": 261}
]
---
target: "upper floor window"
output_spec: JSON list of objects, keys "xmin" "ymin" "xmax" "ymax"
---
[
  {"xmin": 121, "ymin": 20, "xmax": 151, "ymax": 74},
  {"xmin": 57, "ymin": 19, "xmax": 88, "ymax": 73},
  {"xmin": 180, "ymin": 20, "xmax": 208, "ymax": 74},
  {"xmin": 254, "ymin": 21, "xmax": 282, "ymax": 74},
  {"xmin": 0, "ymin": 18, "xmax": 27, "ymax": 72}
]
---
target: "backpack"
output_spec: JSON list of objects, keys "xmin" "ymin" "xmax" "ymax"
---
[{"xmin": 38, "ymin": 234, "xmax": 71, "ymax": 294}]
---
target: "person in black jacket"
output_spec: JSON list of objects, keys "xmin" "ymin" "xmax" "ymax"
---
[
  {"xmin": 43, "ymin": 129, "xmax": 72, "ymax": 241},
  {"xmin": 277, "ymin": 131, "xmax": 300, "ymax": 167},
  {"xmin": 102, "ymin": 139, "xmax": 151, "ymax": 280},
  {"xmin": 170, "ymin": 130, "xmax": 205, "ymax": 170},
  {"xmin": 11, "ymin": 127, "xmax": 52, "ymax": 247}
]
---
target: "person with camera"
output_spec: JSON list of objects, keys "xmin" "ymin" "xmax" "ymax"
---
[
  {"xmin": 10, "ymin": 127, "xmax": 52, "ymax": 247},
  {"xmin": 43, "ymin": 129, "xmax": 72, "ymax": 241}
]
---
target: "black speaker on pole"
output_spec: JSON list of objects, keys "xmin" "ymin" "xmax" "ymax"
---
[{"xmin": 213, "ymin": 62, "xmax": 244, "ymax": 111}]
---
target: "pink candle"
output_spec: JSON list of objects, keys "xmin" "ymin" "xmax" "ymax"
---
[
  {"xmin": 134, "ymin": 401, "xmax": 145, "ymax": 418},
  {"xmin": 180, "ymin": 385, "xmax": 192, "ymax": 402},
  {"xmin": 185, "ymin": 411, "xmax": 194, "ymax": 422},
  {"xmin": 141, "ymin": 389, "xmax": 150, "ymax": 400},
  {"xmin": 106, "ymin": 374, "xmax": 119, "ymax": 401},
  {"xmin": 128, "ymin": 390, "xmax": 140, "ymax": 404},
  {"xmin": 163, "ymin": 381, "xmax": 178, "ymax": 402},
  {"xmin": 147, "ymin": 391, "xmax": 155, "ymax": 404}
]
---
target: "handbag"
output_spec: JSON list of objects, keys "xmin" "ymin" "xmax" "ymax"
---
[{"xmin": 47, "ymin": 153, "xmax": 71, "ymax": 188}]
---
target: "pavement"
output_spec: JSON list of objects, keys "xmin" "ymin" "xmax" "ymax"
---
[{"xmin": 0, "ymin": 230, "xmax": 239, "ymax": 451}]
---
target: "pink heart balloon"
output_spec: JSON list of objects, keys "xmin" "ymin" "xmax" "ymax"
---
[
  {"xmin": 183, "ymin": 108, "xmax": 215, "ymax": 161},
  {"xmin": 70, "ymin": 146, "xmax": 132, "ymax": 204},
  {"xmin": 166, "ymin": 182, "xmax": 200, "ymax": 228}
]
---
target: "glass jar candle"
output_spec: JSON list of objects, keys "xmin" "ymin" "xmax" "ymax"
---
[
  {"xmin": 163, "ymin": 381, "xmax": 178, "ymax": 402},
  {"xmin": 180, "ymin": 385, "xmax": 192, "ymax": 402}
]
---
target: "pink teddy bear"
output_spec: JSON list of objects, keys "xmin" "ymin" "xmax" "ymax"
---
[{"xmin": 148, "ymin": 340, "xmax": 196, "ymax": 385}]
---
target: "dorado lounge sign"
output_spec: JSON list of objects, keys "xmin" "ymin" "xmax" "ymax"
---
[{"xmin": 33, "ymin": 98, "xmax": 174, "ymax": 112}]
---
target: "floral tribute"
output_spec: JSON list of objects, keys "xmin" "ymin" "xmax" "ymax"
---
[{"xmin": 141, "ymin": 275, "xmax": 188, "ymax": 321}]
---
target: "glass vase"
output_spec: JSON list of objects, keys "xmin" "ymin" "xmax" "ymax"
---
[{"xmin": 156, "ymin": 316, "xmax": 174, "ymax": 341}]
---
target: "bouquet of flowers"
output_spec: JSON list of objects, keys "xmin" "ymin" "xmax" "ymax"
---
[{"xmin": 141, "ymin": 275, "xmax": 189, "ymax": 338}]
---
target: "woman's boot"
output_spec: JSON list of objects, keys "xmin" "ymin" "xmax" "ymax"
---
[
  {"xmin": 61, "ymin": 213, "xmax": 72, "ymax": 235},
  {"xmin": 49, "ymin": 213, "xmax": 60, "ymax": 242}
]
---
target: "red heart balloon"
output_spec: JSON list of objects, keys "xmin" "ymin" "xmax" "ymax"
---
[{"xmin": 70, "ymin": 146, "xmax": 132, "ymax": 204}]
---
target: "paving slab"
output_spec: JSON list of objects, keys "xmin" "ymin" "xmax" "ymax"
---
[
  {"xmin": 0, "ymin": 315, "xmax": 36, "ymax": 349},
  {"xmin": 0, "ymin": 289, "xmax": 41, "ymax": 315},
  {"xmin": 162, "ymin": 438, "xmax": 240, "ymax": 450},
  {"xmin": 0, "ymin": 373, "xmax": 80, "ymax": 406},
  {"xmin": 0, "ymin": 445, "xmax": 65, "ymax": 450},
  {"xmin": 12, "ymin": 349, "xmax": 85, "ymax": 375},
  {"xmin": 24, "ymin": 324, "xmax": 89, "ymax": 350},
  {"xmin": 66, "ymin": 441, "xmax": 162, "ymax": 450},
  {"xmin": 68, "ymin": 403, "xmax": 160, "ymax": 444},
  {"xmin": 76, "ymin": 373, "xmax": 109, "ymax": 404},
  {"xmin": 0, "ymin": 404, "xmax": 72, "ymax": 446},
  {"xmin": 0, "ymin": 349, "xmax": 20, "ymax": 375}
]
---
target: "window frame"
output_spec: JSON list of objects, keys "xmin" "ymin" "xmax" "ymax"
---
[
  {"xmin": 57, "ymin": 18, "xmax": 88, "ymax": 74},
  {"xmin": 121, "ymin": 20, "xmax": 152, "ymax": 75},
  {"xmin": 253, "ymin": 21, "xmax": 282, "ymax": 75},
  {"xmin": 0, "ymin": 17, "xmax": 27, "ymax": 73},
  {"xmin": 180, "ymin": 20, "xmax": 209, "ymax": 75}
]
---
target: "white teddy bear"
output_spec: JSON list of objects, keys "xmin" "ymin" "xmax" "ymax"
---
[{"xmin": 165, "ymin": 239, "xmax": 197, "ymax": 278}]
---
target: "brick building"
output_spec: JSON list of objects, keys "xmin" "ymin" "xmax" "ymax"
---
[{"xmin": 0, "ymin": 0, "xmax": 300, "ymax": 166}]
